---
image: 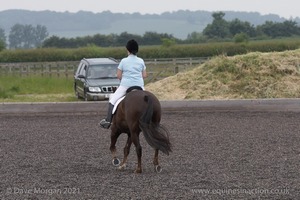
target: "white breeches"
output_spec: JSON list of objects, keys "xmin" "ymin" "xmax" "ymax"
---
[{"xmin": 109, "ymin": 85, "xmax": 144, "ymax": 105}]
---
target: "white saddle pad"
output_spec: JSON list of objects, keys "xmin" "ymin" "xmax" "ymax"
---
[{"xmin": 112, "ymin": 96, "xmax": 125, "ymax": 114}]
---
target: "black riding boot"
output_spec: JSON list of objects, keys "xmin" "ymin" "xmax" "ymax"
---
[{"xmin": 99, "ymin": 103, "xmax": 114, "ymax": 129}]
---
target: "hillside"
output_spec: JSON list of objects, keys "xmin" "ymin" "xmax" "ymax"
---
[
  {"xmin": 146, "ymin": 49, "xmax": 300, "ymax": 100},
  {"xmin": 0, "ymin": 9, "xmax": 293, "ymax": 39}
]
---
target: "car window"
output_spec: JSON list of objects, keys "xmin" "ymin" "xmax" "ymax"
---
[
  {"xmin": 75, "ymin": 63, "xmax": 83, "ymax": 75},
  {"xmin": 87, "ymin": 65, "xmax": 117, "ymax": 79},
  {"xmin": 79, "ymin": 64, "xmax": 87, "ymax": 76}
]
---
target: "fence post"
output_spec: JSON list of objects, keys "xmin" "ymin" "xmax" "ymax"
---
[
  {"xmin": 33, "ymin": 64, "xmax": 36, "ymax": 76},
  {"xmin": 64, "ymin": 65, "xmax": 68, "ymax": 78},
  {"xmin": 41, "ymin": 64, "xmax": 44, "ymax": 76},
  {"xmin": 57, "ymin": 63, "xmax": 60, "ymax": 77},
  {"xmin": 174, "ymin": 66, "xmax": 179, "ymax": 74},
  {"xmin": 19, "ymin": 64, "xmax": 22, "ymax": 77},
  {"xmin": 27, "ymin": 64, "xmax": 29, "ymax": 76}
]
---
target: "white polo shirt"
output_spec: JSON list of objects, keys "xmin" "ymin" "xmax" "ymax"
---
[{"xmin": 118, "ymin": 54, "xmax": 146, "ymax": 87}]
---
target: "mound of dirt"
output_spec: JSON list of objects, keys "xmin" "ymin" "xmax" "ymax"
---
[{"xmin": 146, "ymin": 49, "xmax": 300, "ymax": 100}]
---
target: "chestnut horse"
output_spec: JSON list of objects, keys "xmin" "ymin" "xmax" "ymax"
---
[{"xmin": 109, "ymin": 88, "xmax": 171, "ymax": 173}]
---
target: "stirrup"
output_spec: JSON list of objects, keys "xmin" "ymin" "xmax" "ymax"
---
[{"xmin": 99, "ymin": 119, "xmax": 111, "ymax": 129}]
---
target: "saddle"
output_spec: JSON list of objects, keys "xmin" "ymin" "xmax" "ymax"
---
[{"xmin": 112, "ymin": 86, "xmax": 143, "ymax": 114}]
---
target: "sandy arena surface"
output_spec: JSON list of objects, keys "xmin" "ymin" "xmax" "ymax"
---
[{"xmin": 0, "ymin": 109, "xmax": 299, "ymax": 199}]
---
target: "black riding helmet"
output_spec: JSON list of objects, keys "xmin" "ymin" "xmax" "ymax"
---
[{"xmin": 126, "ymin": 39, "xmax": 139, "ymax": 55}]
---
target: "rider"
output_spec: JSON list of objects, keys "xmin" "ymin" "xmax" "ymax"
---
[{"xmin": 99, "ymin": 39, "xmax": 147, "ymax": 129}]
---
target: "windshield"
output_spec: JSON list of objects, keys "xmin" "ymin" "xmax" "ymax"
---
[{"xmin": 86, "ymin": 64, "xmax": 118, "ymax": 79}]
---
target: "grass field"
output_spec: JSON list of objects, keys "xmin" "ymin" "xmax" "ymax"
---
[
  {"xmin": 0, "ymin": 63, "xmax": 196, "ymax": 102},
  {"xmin": 0, "ymin": 75, "xmax": 75, "ymax": 102}
]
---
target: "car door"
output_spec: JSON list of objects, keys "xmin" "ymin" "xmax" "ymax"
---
[
  {"xmin": 74, "ymin": 63, "xmax": 83, "ymax": 97},
  {"xmin": 77, "ymin": 64, "xmax": 87, "ymax": 97},
  {"xmin": 74, "ymin": 62, "xmax": 87, "ymax": 97}
]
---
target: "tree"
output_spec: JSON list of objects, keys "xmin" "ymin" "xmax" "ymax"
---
[
  {"xmin": 141, "ymin": 32, "xmax": 176, "ymax": 45},
  {"xmin": 115, "ymin": 32, "xmax": 142, "ymax": 46},
  {"xmin": 203, "ymin": 12, "xmax": 230, "ymax": 39},
  {"xmin": 9, "ymin": 24, "xmax": 23, "ymax": 49},
  {"xmin": 234, "ymin": 33, "xmax": 249, "ymax": 43},
  {"xmin": 282, "ymin": 20, "xmax": 300, "ymax": 36},
  {"xmin": 23, "ymin": 24, "xmax": 35, "ymax": 48},
  {"xmin": 43, "ymin": 32, "xmax": 175, "ymax": 48},
  {"xmin": 229, "ymin": 19, "xmax": 256, "ymax": 37},
  {"xmin": 34, "ymin": 25, "xmax": 49, "ymax": 47},
  {"xmin": 186, "ymin": 32, "xmax": 206, "ymax": 43},
  {"xmin": 0, "ymin": 28, "xmax": 6, "ymax": 50},
  {"xmin": 9, "ymin": 24, "xmax": 49, "ymax": 49},
  {"xmin": 161, "ymin": 38, "xmax": 176, "ymax": 47},
  {"xmin": 42, "ymin": 35, "xmax": 61, "ymax": 47},
  {"xmin": 142, "ymin": 32, "xmax": 163, "ymax": 45},
  {"xmin": 92, "ymin": 34, "xmax": 111, "ymax": 47},
  {"xmin": 256, "ymin": 20, "xmax": 300, "ymax": 38}
]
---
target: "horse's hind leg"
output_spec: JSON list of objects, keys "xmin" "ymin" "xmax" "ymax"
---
[
  {"xmin": 153, "ymin": 149, "xmax": 162, "ymax": 173},
  {"xmin": 132, "ymin": 133, "xmax": 142, "ymax": 173},
  {"xmin": 118, "ymin": 136, "xmax": 132, "ymax": 170},
  {"xmin": 110, "ymin": 130, "xmax": 121, "ymax": 166}
]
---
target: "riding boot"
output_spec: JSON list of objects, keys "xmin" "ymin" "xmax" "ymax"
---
[{"xmin": 99, "ymin": 103, "xmax": 114, "ymax": 129}]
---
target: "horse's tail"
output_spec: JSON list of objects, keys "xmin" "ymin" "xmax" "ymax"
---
[{"xmin": 139, "ymin": 95, "xmax": 172, "ymax": 155}]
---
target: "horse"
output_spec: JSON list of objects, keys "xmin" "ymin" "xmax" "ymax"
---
[{"xmin": 109, "ymin": 87, "xmax": 172, "ymax": 173}]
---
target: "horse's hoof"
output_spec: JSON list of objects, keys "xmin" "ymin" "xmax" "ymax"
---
[
  {"xmin": 155, "ymin": 165, "xmax": 162, "ymax": 173},
  {"xmin": 118, "ymin": 164, "xmax": 126, "ymax": 170},
  {"xmin": 112, "ymin": 158, "xmax": 120, "ymax": 166},
  {"xmin": 134, "ymin": 169, "xmax": 142, "ymax": 173}
]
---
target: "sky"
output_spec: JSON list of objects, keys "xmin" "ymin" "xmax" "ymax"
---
[{"xmin": 1, "ymin": 0, "xmax": 299, "ymax": 19}]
